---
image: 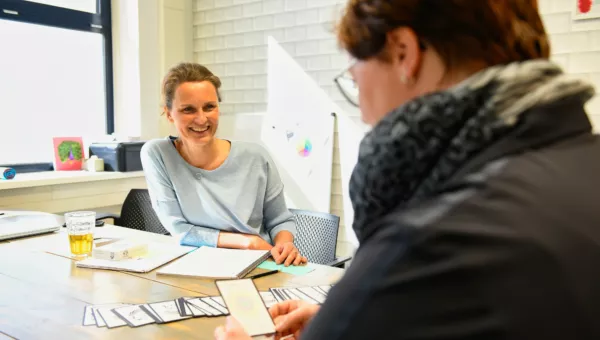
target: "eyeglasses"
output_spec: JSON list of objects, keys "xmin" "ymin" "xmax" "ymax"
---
[{"xmin": 333, "ymin": 62, "xmax": 359, "ymax": 107}]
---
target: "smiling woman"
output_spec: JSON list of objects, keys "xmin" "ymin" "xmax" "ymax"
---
[{"xmin": 140, "ymin": 63, "xmax": 306, "ymax": 267}]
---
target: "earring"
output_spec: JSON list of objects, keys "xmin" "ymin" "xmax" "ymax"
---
[
  {"xmin": 400, "ymin": 69, "xmax": 414, "ymax": 85},
  {"xmin": 400, "ymin": 71, "xmax": 407, "ymax": 84}
]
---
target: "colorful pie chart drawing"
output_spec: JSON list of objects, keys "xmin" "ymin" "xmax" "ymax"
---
[{"xmin": 296, "ymin": 138, "xmax": 312, "ymax": 157}]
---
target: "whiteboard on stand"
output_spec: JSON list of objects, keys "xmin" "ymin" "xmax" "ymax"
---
[{"xmin": 261, "ymin": 37, "xmax": 335, "ymax": 213}]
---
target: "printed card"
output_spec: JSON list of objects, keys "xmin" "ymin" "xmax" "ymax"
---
[
  {"xmin": 90, "ymin": 304, "xmax": 129, "ymax": 327},
  {"xmin": 210, "ymin": 296, "xmax": 227, "ymax": 308},
  {"xmin": 286, "ymin": 288, "xmax": 319, "ymax": 304},
  {"xmin": 317, "ymin": 285, "xmax": 332, "ymax": 294},
  {"xmin": 184, "ymin": 299, "xmax": 207, "ymax": 317},
  {"xmin": 202, "ymin": 297, "xmax": 229, "ymax": 315},
  {"xmin": 112, "ymin": 305, "xmax": 156, "ymax": 328},
  {"xmin": 177, "ymin": 297, "xmax": 204, "ymax": 317},
  {"xmin": 297, "ymin": 287, "xmax": 327, "ymax": 304},
  {"xmin": 148, "ymin": 300, "xmax": 192, "ymax": 323},
  {"xmin": 96, "ymin": 307, "xmax": 129, "ymax": 329},
  {"xmin": 269, "ymin": 288, "xmax": 288, "ymax": 303},
  {"xmin": 140, "ymin": 304, "xmax": 163, "ymax": 323},
  {"xmin": 82, "ymin": 306, "xmax": 96, "ymax": 326},
  {"xmin": 281, "ymin": 288, "xmax": 302, "ymax": 301},
  {"xmin": 260, "ymin": 292, "xmax": 278, "ymax": 308},
  {"xmin": 186, "ymin": 298, "xmax": 222, "ymax": 316}
]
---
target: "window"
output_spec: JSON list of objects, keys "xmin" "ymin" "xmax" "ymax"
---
[
  {"xmin": 0, "ymin": 0, "xmax": 113, "ymax": 171},
  {"xmin": 24, "ymin": 0, "xmax": 97, "ymax": 13}
]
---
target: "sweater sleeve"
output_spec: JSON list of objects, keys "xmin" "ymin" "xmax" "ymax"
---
[
  {"xmin": 262, "ymin": 151, "xmax": 297, "ymax": 241},
  {"xmin": 140, "ymin": 143, "xmax": 220, "ymax": 247}
]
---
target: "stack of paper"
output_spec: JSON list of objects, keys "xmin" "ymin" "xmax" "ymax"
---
[{"xmin": 81, "ymin": 284, "xmax": 332, "ymax": 329}]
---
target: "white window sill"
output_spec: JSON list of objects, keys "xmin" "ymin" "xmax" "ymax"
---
[{"xmin": 0, "ymin": 171, "xmax": 145, "ymax": 191}]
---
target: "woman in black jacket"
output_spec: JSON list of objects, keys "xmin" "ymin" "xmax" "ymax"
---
[{"xmin": 216, "ymin": 1, "xmax": 600, "ymax": 339}]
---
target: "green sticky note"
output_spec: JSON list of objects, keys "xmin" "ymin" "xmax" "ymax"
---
[{"xmin": 258, "ymin": 261, "xmax": 314, "ymax": 275}]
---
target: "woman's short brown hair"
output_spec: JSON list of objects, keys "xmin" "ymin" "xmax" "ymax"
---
[
  {"xmin": 336, "ymin": 0, "xmax": 550, "ymax": 69},
  {"xmin": 162, "ymin": 62, "xmax": 222, "ymax": 110}
]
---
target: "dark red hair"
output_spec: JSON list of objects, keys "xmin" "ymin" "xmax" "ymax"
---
[{"xmin": 336, "ymin": 0, "xmax": 550, "ymax": 69}]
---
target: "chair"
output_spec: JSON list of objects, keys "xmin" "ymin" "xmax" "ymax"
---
[
  {"xmin": 290, "ymin": 209, "xmax": 352, "ymax": 268},
  {"xmin": 96, "ymin": 189, "xmax": 170, "ymax": 235}
]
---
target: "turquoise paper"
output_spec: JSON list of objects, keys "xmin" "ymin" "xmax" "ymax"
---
[{"xmin": 258, "ymin": 261, "xmax": 314, "ymax": 275}]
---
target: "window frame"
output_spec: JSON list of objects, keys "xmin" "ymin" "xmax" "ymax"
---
[{"xmin": 0, "ymin": 0, "xmax": 114, "ymax": 172}]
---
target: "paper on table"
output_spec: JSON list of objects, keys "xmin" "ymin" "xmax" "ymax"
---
[{"xmin": 257, "ymin": 261, "xmax": 314, "ymax": 275}]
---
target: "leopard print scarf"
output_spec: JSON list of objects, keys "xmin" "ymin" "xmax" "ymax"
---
[{"xmin": 349, "ymin": 60, "xmax": 595, "ymax": 242}]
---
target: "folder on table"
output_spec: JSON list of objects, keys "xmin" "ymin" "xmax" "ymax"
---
[
  {"xmin": 157, "ymin": 247, "xmax": 270, "ymax": 279},
  {"xmin": 76, "ymin": 242, "xmax": 195, "ymax": 273}
]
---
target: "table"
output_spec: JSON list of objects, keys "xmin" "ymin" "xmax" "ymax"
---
[{"xmin": 0, "ymin": 223, "xmax": 344, "ymax": 339}]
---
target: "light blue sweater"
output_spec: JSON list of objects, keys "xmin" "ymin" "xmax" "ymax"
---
[{"xmin": 140, "ymin": 137, "xmax": 297, "ymax": 247}]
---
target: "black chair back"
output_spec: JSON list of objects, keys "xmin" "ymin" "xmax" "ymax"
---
[
  {"xmin": 290, "ymin": 209, "xmax": 340, "ymax": 265},
  {"xmin": 117, "ymin": 189, "xmax": 169, "ymax": 235}
]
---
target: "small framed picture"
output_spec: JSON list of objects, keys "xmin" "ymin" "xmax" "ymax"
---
[
  {"xmin": 52, "ymin": 137, "xmax": 84, "ymax": 171},
  {"xmin": 574, "ymin": 0, "xmax": 600, "ymax": 20}
]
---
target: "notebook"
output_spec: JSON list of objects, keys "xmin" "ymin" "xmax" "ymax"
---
[
  {"xmin": 156, "ymin": 247, "xmax": 271, "ymax": 279},
  {"xmin": 76, "ymin": 242, "xmax": 195, "ymax": 273}
]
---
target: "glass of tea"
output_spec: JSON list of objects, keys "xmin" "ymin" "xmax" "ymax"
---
[{"xmin": 64, "ymin": 211, "xmax": 96, "ymax": 257}]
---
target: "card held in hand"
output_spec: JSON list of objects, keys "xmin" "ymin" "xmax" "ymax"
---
[{"xmin": 216, "ymin": 279, "xmax": 276, "ymax": 337}]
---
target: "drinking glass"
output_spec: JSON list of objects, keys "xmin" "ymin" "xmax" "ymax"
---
[{"xmin": 64, "ymin": 211, "xmax": 96, "ymax": 257}]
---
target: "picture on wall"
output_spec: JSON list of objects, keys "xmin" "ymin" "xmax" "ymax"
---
[
  {"xmin": 575, "ymin": 0, "xmax": 600, "ymax": 20},
  {"xmin": 52, "ymin": 137, "xmax": 84, "ymax": 171}
]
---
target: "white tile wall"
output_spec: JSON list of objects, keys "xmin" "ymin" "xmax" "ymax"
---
[
  {"xmin": 539, "ymin": 0, "xmax": 600, "ymax": 128},
  {"xmin": 193, "ymin": 0, "xmax": 600, "ymax": 249}
]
